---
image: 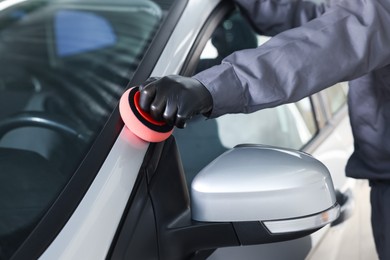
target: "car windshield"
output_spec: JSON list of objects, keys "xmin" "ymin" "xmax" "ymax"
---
[{"xmin": 0, "ymin": 0, "xmax": 163, "ymax": 258}]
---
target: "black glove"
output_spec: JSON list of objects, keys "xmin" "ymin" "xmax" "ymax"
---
[{"xmin": 138, "ymin": 75, "xmax": 213, "ymax": 128}]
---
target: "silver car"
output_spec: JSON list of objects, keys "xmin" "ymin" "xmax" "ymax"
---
[{"xmin": 0, "ymin": 0, "xmax": 355, "ymax": 259}]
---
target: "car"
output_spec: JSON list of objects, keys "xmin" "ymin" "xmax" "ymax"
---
[{"xmin": 0, "ymin": 0, "xmax": 356, "ymax": 259}]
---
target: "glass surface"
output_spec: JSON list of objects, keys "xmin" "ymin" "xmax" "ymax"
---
[
  {"xmin": 322, "ymin": 83, "xmax": 348, "ymax": 115},
  {"xmin": 0, "ymin": 0, "xmax": 167, "ymax": 258}
]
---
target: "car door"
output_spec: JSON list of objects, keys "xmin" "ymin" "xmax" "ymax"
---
[{"xmin": 173, "ymin": 6, "xmax": 355, "ymax": 260}]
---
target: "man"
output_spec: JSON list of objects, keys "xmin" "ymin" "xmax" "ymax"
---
[{"xmin": 138, "ymin": 0, "xmax": 390, "ymax": 258}]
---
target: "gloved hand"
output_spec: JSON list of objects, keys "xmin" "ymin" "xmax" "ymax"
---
[{"xmin": 138, "ymin": 75, "xmax": 213, "ymax": 128}]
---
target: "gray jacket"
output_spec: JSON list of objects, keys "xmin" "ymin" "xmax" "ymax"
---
[{"xmin": 193, "ymin": 0, "xmax": 390, "ymax": 181}]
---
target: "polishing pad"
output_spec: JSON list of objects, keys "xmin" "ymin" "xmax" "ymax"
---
[{"xmin": 119, "ymin": 87, "xmax": 174, "ymax": 142}]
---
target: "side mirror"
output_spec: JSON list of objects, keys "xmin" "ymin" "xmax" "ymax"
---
[
  {"xmin": 146, "ymin": 140, "xmax": 340, "ymax": 260},
  {"xmin": 191, "ymin": 144, "xmax": 339, "ymax": 235}
]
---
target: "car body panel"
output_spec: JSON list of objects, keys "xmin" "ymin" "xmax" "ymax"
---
[
  {"xmin": 151, "ymin": 0, "xmax": 220, "ymax": 76},
  {"xmin": 0, "ymin": 0, "xmax": 358, "ymax": 259},
  {"xmin": 39, "ymin": 128, "xmax": 148, "ymax": 259}
]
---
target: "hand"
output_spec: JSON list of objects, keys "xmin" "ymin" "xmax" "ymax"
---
[{"xmin": 138, "ymin": 75, "xmax": 213, "ymax": 128}]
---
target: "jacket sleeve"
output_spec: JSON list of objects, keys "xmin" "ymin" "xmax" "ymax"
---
[
  {"xmin": 193, "ymin": 0, "xmax": 390, "ymax": 117},
  {"xmin": 233, "ymin": 0, "xmax": 331, "ymax": 36}
]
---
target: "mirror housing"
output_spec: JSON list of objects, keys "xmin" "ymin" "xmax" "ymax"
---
[{"xmin": 191, "ymin": 144, "xmax": 340, "ymax": 234}]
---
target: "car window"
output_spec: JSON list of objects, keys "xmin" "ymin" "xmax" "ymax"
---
[
  {"xmin": 0, "ymin": 0, "xmax": 167, "ymax": 258},
  {"xmin": 321, "ymin": 82, "xmax": 348, "ymax": 115},
  {"xmin": 174, "ymin": 10, "xmax": 318, "ymax": 185}
]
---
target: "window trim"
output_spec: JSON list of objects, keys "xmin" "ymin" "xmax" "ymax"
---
[
  {"xmin": 180, "ymin": 1, "xmax": 234, "ymax": 77},
  {"xmin": 304, "ymin": 95, "xmax": 349, "ymax": 154}
]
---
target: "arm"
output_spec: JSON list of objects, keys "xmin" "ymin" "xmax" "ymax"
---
[
  {"xmin": 234, "ymin": 0, "xmax": 331, "ymax": 36},
  {"xmin": 193, "ymin": 0, "xmax": 390, "ymax": 117}
]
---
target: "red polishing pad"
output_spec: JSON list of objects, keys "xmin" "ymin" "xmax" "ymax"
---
[{"xmin": 119, "ymin": 87, "xmax": 174, "ymax": 142}]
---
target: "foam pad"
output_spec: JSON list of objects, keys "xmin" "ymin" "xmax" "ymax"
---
[{"xmin": 119, "ymin": 87, "xmax": 174, "ymax": 142}]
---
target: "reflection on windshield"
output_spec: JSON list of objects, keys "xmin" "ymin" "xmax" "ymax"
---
[{"xmin": 0, "ymin": 0, "xmax": 162, "ymax": 258}]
